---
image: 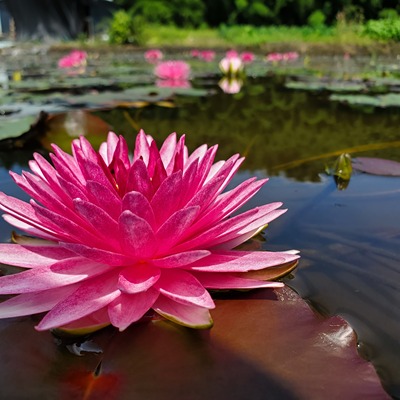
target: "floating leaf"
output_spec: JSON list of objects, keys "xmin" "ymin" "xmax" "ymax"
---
[
  {"xmin": 0, "ymin": 287, "xmax": 389, "ymax": 399},
  {"xmin": 352, "ymin": 157, "xmax": 400, "ymax": 176},
  {"xmin": 330, "ymin": 93, "xmax": 400, "ymax": 108},
  {"xmin": 0, "ymin": 116, "xmax": 38, "ymax": 141}
]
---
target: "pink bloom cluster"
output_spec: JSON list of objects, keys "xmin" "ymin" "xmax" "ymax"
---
[
  {"xmin": 58, "ymin": 50, "xmax": 87, "ymax": 69},
  {"xmin": 155, "ymin": 61, "xmax": 191, "ymax": 89},
  {"xmin": 144, "ymin": 49, "xmax": 163, "ymax": 63},
  {"xmin": 226, "ymin": 50, "xmax": 255, "ymax": 63},
  {"xmin": 155, "ymin": 61, "xmax": 190, "ymax": 81},
  {"xmin": 191, "ymin": 50, "xmax": 216, "ymax": 62},
  {"xmin": 0, "ymin": 131, "xmax": 299, "ymax": 332},
  {"xmin": 265, "ymin": 52, "xmax": 299, "ymax": 63}
]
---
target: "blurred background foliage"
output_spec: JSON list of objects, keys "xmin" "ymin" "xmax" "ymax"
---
[{"xmin": 108, "ymin": 0, "xmax": 400, "ymax": 45}]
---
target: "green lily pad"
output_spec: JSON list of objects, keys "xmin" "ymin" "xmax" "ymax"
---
[
  {"xmin": 0, "ymin": 116, "xmax": 38, "ymax": 140},
  {"xmin": 330, "ymin": 93, "xmax": 400, "ymax": 108}
]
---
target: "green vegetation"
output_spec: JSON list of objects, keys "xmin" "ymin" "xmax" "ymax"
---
[{"xmin": 106, "ymin": 1, "xmax": 400, "ymax": 48}]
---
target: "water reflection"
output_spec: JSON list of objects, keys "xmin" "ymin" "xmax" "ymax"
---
[{"xmin": 0, "ymin": 66, "xmax": 400, "ymax": 396}]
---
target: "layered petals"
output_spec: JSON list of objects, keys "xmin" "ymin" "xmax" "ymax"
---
[{"xmin": 0, "ymin": 130, "xmax": 299, "ymax": 332}]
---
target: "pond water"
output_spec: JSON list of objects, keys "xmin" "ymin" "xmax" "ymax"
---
[{"xmin": 0, "ymin": 47, "xmax": 399, "ymax": 398}]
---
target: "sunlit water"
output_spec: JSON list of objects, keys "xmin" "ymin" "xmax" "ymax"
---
[{"xmin": 0, "ymin": 49, "xmax": 399, "ymax": 397}]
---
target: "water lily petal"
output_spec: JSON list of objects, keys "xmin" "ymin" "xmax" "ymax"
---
[
  {"xmin": 36, "ymin": 272, "xmax": 120, "ymax": 330},
  {"xmin": 153, "ymin": 295, "xmax": 213, "ymax": 328},
  {"xmin": 118, "ymin": 264, "xmax": 160, "ymax": 294},
  {"xmin": 193, "ymin": 271, "xmax": 284, "ymax": 289},
  {"xmin": 0, "ymin": 257, "xmax": 113, "ymax": 294},
  {"xmin": 187, "ymin": 250, "xmax": 300, "ymax": 272},
  {"xmin": 125, "ymin": 159, "xmax": 153, "ymax": 200},
  {"xmin": 0, "ymin": 284, "xmax": 78, "ymax": 318},
  {"xmin": 151, "ymin": 250, "xmax": 210, "ymax": 268},
  {"xmin": 85, "ymin": 180, "xmax": 122, "ymax": 221},
  {"xmin": 156, "ymin": 206, "xmax": 200, "ymax": 253},
  {"xmin": 108, "ymin": 289, "xmax": 159, "ymax": 331},
  {"xmin": 156, "ymin": 269, "xmax": 215, "ymax": 308},
  {"xmin": 0, "ymin": 243, "xmax": 74, "ymax": 268},
  {"xmin": 151, "ymin": 171, "xmax": 183, "ymax": 226},
  {"xmin": 122, "ymin": 191, "xmax": 156, "ymax": 228},
  {"xmin": 119, "ymin": 211, "xmax": 156, "ymax": 258}
]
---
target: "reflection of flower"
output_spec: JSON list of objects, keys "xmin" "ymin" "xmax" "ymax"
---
[
  {"xmin": 0, "ymin": 131, "xmax": 298, "ymax": 332},
  {"xmin": 58, "ymin": 50, "xmax": 87, "ymax": 69},
  {"xmin": 219, "ymin": 77, "xmax": 243, "ymax": 94},
  {"xmin": 219, "ymin": 56, "xmax": 244, "ymax": 76},
  {"xmin": 266, "ymin": 52, "xmax": 299, "ymax": 63},
  {"xmin": 156, "ymin": 79, "xmax": 191, "ymax": 89},
  {"xmin": 145, "ymin": 49, "xmax": 163, "ymax": 63},
  {"xmin": 155, "ymin": 61, "xmax": 190, "ymax": 81}
]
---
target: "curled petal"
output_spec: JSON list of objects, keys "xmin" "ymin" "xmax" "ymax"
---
[
  {"xmin": 118, "ymin": 264, "xmax": 160, "ymax": 294},
  {"xmin": 153, "ymin": 295, "xmax": 213, "ymax": 329},
  {"xmin": 108, "ymin": 289, "xmax": 159, "ymax": 331}
]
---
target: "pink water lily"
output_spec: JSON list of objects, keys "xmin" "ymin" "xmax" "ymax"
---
[
  {"xmin": 154, "ymin": 61, "xmax": 190, "ymax": 82},
  {"xmin": 144, "ymin": 49, "xmax": 163, "ymax": 63},
  {"xmin": 0, "ymin": 131, "xmax": 299, "ymax": 332},
  {"xmin": 58, "ymin": 50, "xmax": 87, "ymax": 69},
  {"xmin": 219, "ymin": 56, "xmax": 244, "ymax": 76}
]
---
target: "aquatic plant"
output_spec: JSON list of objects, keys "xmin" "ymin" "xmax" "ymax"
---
[
  {"xmin": 0, "ymin": 131, "xmax": 298, "ymax": 333},
  {"xmin": 144, "ymin": 49, "xmax": 163, "ymax": 63},
  {"xmin": 58, "ymin": 50, "xmax": 87, "ymax": 69},
  {"xmin": 154, "ymin": 61, "xmax": 190, "ymax": 82},
  {"xmin": 219, "ymin": 56, "xmax": 244, "ymax": 76}
]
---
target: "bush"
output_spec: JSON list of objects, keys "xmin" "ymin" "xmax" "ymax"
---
[
  {"xmin": 131, "ymin": 0, "xmax": 205, "ymax": 28},
  {"xmin": 108, "ymin": 10, "xmax": 145, "ymax": 45},
  {"xmin": 307, "ymin": 10, "xmax": 326, "ymax": 28},
  {"xmin": 364, "ymin": 18, "xmax": 400, "ymax": 41}
]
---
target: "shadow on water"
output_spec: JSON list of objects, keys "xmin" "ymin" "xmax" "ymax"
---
[{"xmin": 1, "ymin": 49, "xmax": 400, "ymax": 397}]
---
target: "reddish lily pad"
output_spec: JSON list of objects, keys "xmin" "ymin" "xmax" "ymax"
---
[
  {"xmin": 352, "ymin": 157, "xmax": 400, "ymax": 176},
  {"xmin": 0, "ymin": 287, "xmax": 388, "ymax": 399}
]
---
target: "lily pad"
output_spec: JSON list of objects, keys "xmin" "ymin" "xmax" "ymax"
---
[
  {"xmin": 0, "ymin": 115, "xmax": 39, "ymax": 140},
  {"xmin": 352, "ymin": 157, "xmax": 400, "ymax": 176},
  {"xmin": 330, "ymin": 93, "xmax": 400, "ymax": 108},
  {"xmin": 0, "ymin": 287, "xmax": 389, "ymax": 399},
  {"xmin": 286, "ymin": 80, "xmax": 366, "ymax": 93}
]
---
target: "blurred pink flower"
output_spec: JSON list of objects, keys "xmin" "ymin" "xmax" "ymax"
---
[
  {"xmin": 219, "ymin": 56, "xmax": 244, "ymax": 76},
  {"xmin": 145, "ymin": 49, "xmax": 163, "ymax": 63},
  {"xmin": 58, "ymin": 50, "xmax": 87, "ymax": 69},
  {"xmin": 266, "ymin": 52, "xmax": 299, "ymax": 63},
  {"xmin": 199, "ymin": 50, "xmax": 216, "ymax": 62},
  {"xmin": 226, "ymin": 49, "xmax": 239, "ymax": 59},
  {"xmin": 219, "ymin": 77, "xmax": 243, "ymax": 94},
  {"xmin": 240, "ymin": 52, "xmax": 255, "ymax": 63},
  {"xmin": 282, "ymin": 52, "xmax": 299, "ymax": 61},
  {"xmin": 0, "ymin": 131, "xmax": 298, "ymax": 332},
  {"xmin": 265, "ymin": 52, "xmax": 283, "ymax": 63},
  {"xmin": 190, "ymin": 49, "xmax": 200, "ymax": 58},
  {"xmin": 155, "ymin": 61, "xmax": 190, "ymax": 81}
]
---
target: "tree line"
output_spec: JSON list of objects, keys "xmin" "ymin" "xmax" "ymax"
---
[{"xmin": 114, "ymin": 0, "xmax": 400, "ymax": 27}]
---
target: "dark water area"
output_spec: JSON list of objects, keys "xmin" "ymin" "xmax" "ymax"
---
[{"xmin": 0, "ymin": 49, "xmax": 400, "ymax": 397}]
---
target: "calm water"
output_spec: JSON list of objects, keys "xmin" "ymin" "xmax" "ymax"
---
[{"xmin": 0, "ymin": 49, "xmax": 400, "ymax": 397}]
